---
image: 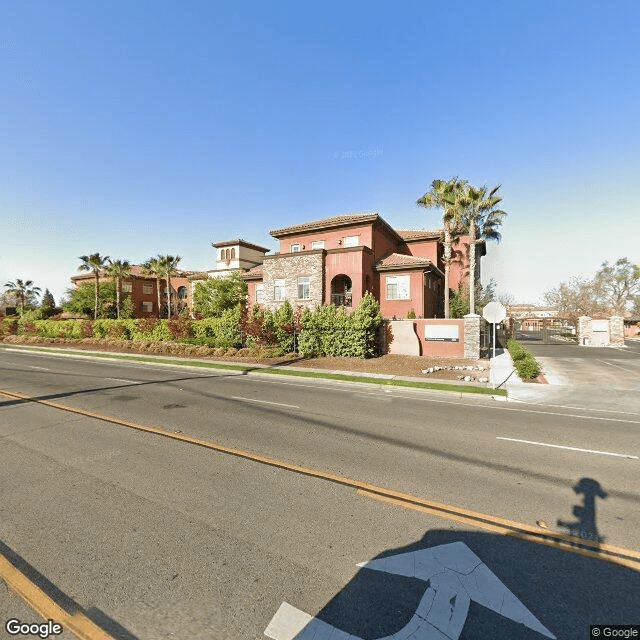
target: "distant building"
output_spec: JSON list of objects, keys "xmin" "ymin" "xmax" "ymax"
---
[{"xmin": 71, "ymin": 266, "xmax": 196, "ymax": 318}]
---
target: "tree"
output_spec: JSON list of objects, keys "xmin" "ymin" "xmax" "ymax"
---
[
  {"xmin": 417, "ymin": 178, "xmax": 467, "ymax": 318},
  {"xmin": 447, "ymin": 184, "xmax": 507, "ymax": 314},
  {"xmin": 449, "ymin": 280, "xmax": 497, "ymax": 318},
  {"xmin": 193, "ymin": 273, "xmax": 248, "ymax": 317},
  {"xmin": 592, "ymin": 258, "xmax": 640, "ymax": 315},
  {"xmin": 105, "ymin": 259, "xmax": 132, "ymax": 319},
  {"xmin": 142, "ymin": 257, "xmax": 164, "ymax": 318},
  {"xmin": 157, "ymin": 255, "xmax": 182, "ymax": 319},
  {"xmin": 3, "ymin": 279, "xmax": 41, "ymax": 315},
  {"xmin": 63, "ymin": 282, "xmax": 116, "ymax": 318},
  {"xmin": 41, "ymin": 289, "xmax": 55, "ymax": 309},
  {"xmin": 543, "ymin": 276, "xmax": 602, "ymax": 322},
  {"xmin": 78, "ymin": 253, "xmax": 110, "ymax": 320}
]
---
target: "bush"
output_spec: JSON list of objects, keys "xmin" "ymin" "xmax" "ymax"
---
[
  {"xmin": 168, "ymin": 316, "xmax": 193, "ymax": 340},
  {"xmin": 298, "ymin": 294, "xmax": 382, "ymax": 358},
  {"xmin": 507, "ymin": 339, "xmax": 541, "ymax": 379}
]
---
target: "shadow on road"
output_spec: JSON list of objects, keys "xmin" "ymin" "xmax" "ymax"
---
[
  {"xmin": 557, "ymin": 477, "xmax": 608, "ymax": 543},
  {"xmin": 0, "ymin": 540, "xmax": 139, "ymax": 640},
  {"xmin": 268, "ymin": 479, "xmax": 639, "ymax": 640}
]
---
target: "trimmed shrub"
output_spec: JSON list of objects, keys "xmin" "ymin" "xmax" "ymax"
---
[
  {"xmin": 168, "ymin": 316, "xmax": 193, "ymax": 340},
  {"xmin": 507, "ymin": 339, "xmax": 541, "ymax": 379}
]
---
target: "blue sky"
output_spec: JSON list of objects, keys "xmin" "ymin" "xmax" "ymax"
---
[{"xmin": 1, "ymin": 0, "xmax": 639, "ymax": 305}]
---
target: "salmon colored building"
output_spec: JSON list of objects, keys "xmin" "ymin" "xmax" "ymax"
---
[
  {"xmin": 241, "ymin": 213, "xmax": 484, "ymax": 319},
  {"xmin": 71, "ymin": 266, "xmax": 196, "ymax": 318}
]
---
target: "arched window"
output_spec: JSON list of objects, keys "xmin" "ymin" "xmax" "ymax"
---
[
  {"xmin": 231, "ymin": 248, "xmax": 236, "ymax": 260},
  {"xmin": 177, "ymin": 286, "xmax": 188, "ymax": 299}
]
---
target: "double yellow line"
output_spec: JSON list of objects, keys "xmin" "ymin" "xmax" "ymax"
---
[{"xmin": 1, "ymin": 386, "xmax": 639, "ymax": 638}]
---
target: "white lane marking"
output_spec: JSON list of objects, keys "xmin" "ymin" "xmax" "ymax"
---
[
  {"xmin": 230, "ymin": 396, "xmax": 299, "ymax": 409},
  {"xmin": 28, "ymin": 365, "xmax": 50, "ymax": 371},
  {"xmin": 265, "ymin": 542, "xmax": 555, "ymax": 640},
  {"xmin": 4, "ymin": 348, "xmax": 640, "ymax": 423},
  {"xmin": 598, "ymin": 359, "xmax": 640, "ymax": 374},
  {"xmin": 497, "ymin": 437, "xmax": 638, "ymax": 459},
  {"xmin": 104, "ymin": 377, "xmax": 140, "ymax": 383}
]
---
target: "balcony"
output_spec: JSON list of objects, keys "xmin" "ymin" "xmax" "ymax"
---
[{"xmin": 331, "ymin": 293, "xmax": 352, "ymax": 307}]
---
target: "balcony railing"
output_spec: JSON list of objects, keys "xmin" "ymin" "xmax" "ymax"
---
[{"xmin": 331, "ymin": 293, "xmax": 352, "ymax": 307}]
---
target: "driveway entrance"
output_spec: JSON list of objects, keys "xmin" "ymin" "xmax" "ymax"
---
[
  {"xmin": 507, "ymin": 340, "xmax": 640, "ymax": 413},
  {"xmin": 513, "ymin": 319, "xmax": 578, "ymax": 345}
]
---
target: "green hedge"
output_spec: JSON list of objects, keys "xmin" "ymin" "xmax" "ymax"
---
[
  {"xmin": 507, "ymin": 338, "xmax": 541, "ymax": 379},
  {"xmin": 4, "ymin": 315, "xmax": 241, "ymax": 349},
  {"xmin": 298, "ymin": 294, "xmax": 382, "ymax": 358}
]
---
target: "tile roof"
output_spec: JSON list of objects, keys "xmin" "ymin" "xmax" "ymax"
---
[
  {"xmin": 212, "ymin": 239, "xmax": 270, "ymax": 252},
  {"xmin": 396, "ymin": 229, "xmax": 443, "ymax": 241},
  {"xmin": 375, "ymin": 253, "xmax": 435, "ymax": 268},
  {"xmin": 270, "ymin": 213, "xmax": 380, "ymax": 237},
  {"xmin": 240, "ymin": 265, "xmax": 263, "ymax": 279}
]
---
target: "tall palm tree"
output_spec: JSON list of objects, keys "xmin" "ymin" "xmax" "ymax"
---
[
  {"xmin": 417, "ymin": 178, "xmax": 467, "ymax": 318},
  {"xmin": 4, "ymin": 279, "xmax": 41, "ymax": 315},
  {"xmin": 158, "ymin": 255, "xmax": 182, "ymax": 319},
  {"xmin": 105, "ymin": 259, "xmax": 132, "ymax": 319},
  {"xmin": 449, "ymin": 185, "xmax": 507, "ymax": 314},
  {"xmin": 142, "ymin": 256, "xmax": 165, "ymax": 317},
  {"xmin": 78, "ymin": 253, "xmax": 110, "ymax": 319}
]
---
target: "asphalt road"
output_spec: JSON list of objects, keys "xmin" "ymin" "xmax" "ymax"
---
[
  {"xmin": 1, "ymin": 347, "xmax": 638, "ymax": 639},
  {"xmin": 509, "ymin": 340, "xmax": 640, "ymax": 413}
]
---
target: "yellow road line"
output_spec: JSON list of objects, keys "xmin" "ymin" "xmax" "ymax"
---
[
  {"xmin": 2, "ymin": 387, "xmax": 639, "ymax": 572},
  {"xmin": 0, "ymin": 554, "xmax": 115, "ymax": 640}
]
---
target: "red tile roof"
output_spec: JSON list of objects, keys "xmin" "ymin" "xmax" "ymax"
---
[
  {"xmin": 240, "ymin": 265, "xmax": 263, "ymax": 280},
  {"xmin": 375, "ymin": 253, "xmax": 435, "ymax": 268},
  {"xmin": 396, "ymin": 229, "xmax": 443, "ymax": 241},
  {"xmin": 270, "ymin": 213, "xmax": 380, "ymax": 237}
]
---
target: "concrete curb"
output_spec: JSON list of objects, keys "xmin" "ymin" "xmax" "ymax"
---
[{"xmin": 0, "ymin": 344, "xmax": 506, "ymax": 399}]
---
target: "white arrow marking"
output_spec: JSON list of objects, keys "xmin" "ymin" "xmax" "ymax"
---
[{"xmin": 264, "ymin": 542, "xmax": 555, "ymax": 640}]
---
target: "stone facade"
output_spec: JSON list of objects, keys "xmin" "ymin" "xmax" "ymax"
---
[
  {"xmin": 261, "ymin": 251, "xmax": 324, "ymax": 311},
  {"xmin": 463, "ymin": 314, "xmax": 481, "ymax": 359},
  {"xmin": 609, "ymin": 316, "xmax": 624, "ymax": 346},
  {"xmin": 577, "ymin": 316, "xmax": 625, "ymax": 347}
]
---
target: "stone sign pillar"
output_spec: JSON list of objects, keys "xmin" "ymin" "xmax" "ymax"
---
[
  {"xmin": 463, "ymin": 314, "xmax": 481, "ymax": 359},
  {"xmin": 577, "ymin": 316, "xmax": 592, "ymax": 346},
  {"xmin": 609, "ymin": 316, "xmax": 624, "ymax": 346}
]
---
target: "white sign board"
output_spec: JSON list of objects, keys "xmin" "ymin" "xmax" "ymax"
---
[
  {"xmin": 482, "ymin": 301, "xmax": 507, "ymax": 323},
  {"xmin": 592, "ymin": 320, "xmax": 609, "ymax": 332},
  {"xmin": 425, "ymin": 324, "xmax": 459, "ymax": 342}
]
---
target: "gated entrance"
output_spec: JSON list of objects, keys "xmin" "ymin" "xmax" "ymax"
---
[{"xmin": 513, "ymin": 318, "xmax": 578, "ymax": 345}]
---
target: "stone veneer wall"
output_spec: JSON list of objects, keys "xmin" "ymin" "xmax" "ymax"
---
[
  {"xmin": 577, "ymin": 316, "xmax": 625, "ymax": 346},
  {"xmin": 463, "ymin": 314, "xmax": 481, "ymax": 359},
  {"xmin": 609, "ymin": 316, "xmax": 624, "ymax": 345},
  {"xmin": 261, "ymin": 251, "xmax": 324, "ymax": 311}
]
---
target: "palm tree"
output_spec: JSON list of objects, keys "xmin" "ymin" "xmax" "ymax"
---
[
  {"xmin": 78, "ymin": 254, "xmax": 110, "ymax": 320},
  {"xmin": 105, "ymin": 259, "xmax": 132, "ymax": 319},
  {"xmin": 417, "ymin": 178, "xmax": 467, "ymax": 318},
  {"xmin": 142, "ymin": 256, "xmax": 165, "ymax": 317},
  {"xmin": 4, "ymin": 279, "xmax": 41, "ymax": 315},
  {"xmin": 449, "ymin": 185, "xmax": 507, "ymax": 314},
  {"xmin": 158, "ymin": 255, "xmax": 182, "ymax": 319}
]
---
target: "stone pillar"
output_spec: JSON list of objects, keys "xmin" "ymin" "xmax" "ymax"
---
[
  {"xmin": 577, "ymin": 316, "xmax": 592, "ymax": 346},
  {"xmin": 463, "ymin": 314, "xmax": 481, "ymax": 359},
  {"xmin": 609, "ymin": 316, "xmax": 624, "ymax": 346}
]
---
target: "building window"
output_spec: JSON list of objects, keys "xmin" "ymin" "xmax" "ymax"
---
[
  {"xmin": 386, "ymin": 275, "xmax": 410, "ymax": 300},
  {"xmin": 274, "ymin": 279, "xmax": 285, "ymax": 301},
  {"xmin": 142, "ymin": 283, "xmax": 153, "ymax": 295},
  {"xmin": 231, "ymin": 248, "xmax": 235, "ymax": 259},
  {"xmin": 142, "ymin": 301, "xmax": 153, "ymax": 313},
  {"xmin": 297, "ymin": 277, "xmax": 310, "ymax": 299},
  {"xmin": 344, "ymin": 235, "xmax": 358, "ymax": 247},
  {"xmin": 290, "ymin": 243, "xmax": 301, "ymax": 253},
  {"xmin": 256, "ymin": 284, "xmax": 264, "ymax": 303},
  {"xmin": 311, "ymin": 240, "xmax": 325, "ymax": 250},
  {"xmin": 177, "ymin": 286, "xmax": 188, "ymax": 299},
  {"xmin": 122, "ymin": 282, "xmax": 132, "ymax": 293}
]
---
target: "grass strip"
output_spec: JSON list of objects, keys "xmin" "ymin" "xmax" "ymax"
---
[{"xmin": 0, "ymin": 343, "xmax": 506, "ymax": 396}]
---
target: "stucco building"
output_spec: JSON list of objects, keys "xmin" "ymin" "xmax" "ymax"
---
[
  {"xmin": 71, "ymin": 266, "xmax": 196, "ymax": 318},
  {"xmin": 240, "ymin": 212, "xmax": 483, "ymax": 319}
]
